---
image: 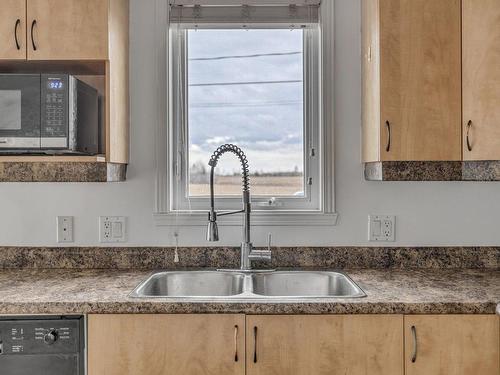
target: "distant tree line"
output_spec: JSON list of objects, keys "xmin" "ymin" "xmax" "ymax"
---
[{"xmin": 189, "ymin": 161, "xmax": 302, "ymax": 183}]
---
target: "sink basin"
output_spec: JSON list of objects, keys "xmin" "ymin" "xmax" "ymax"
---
[
  {"xmin": 130, "ymin": 271, "xmax": 245, "ymax": 298},
  {"xmin": 251, "ymin": 271, "xmax": 366, "ymax": 298},
  {"xmin": 130, "ymin": 270, "xmax": 366, "ymax": 299}
]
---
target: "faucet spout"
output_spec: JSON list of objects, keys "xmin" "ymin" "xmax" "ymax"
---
[
  {"xmin": 206, "ymin": 211, "xmax": 219, "ymax": 242},
  {"xmin": 206, "ymin": 144, "xmax": 271, "ymax": 271}
]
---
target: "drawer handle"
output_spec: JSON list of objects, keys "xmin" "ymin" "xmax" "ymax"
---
[
  {"xmin": 234, "ymin": 325, "xmax": 239, "ymax": 362},
  {"xmin": 14, "ymin": 19, "xmax": 21, "ymax": 50},
  {"xmin": 466, "ymin": 120, "xmax": 473, "ymax": 152},
  {"xmin": 253, "ymin": 326, "xmax": 258, "ymax": 363},
  {"xmin": 385, "ymin": 121, "xmax": 391, "ymax": 152},
  {"xmin": 411, "ymin": 325, "xmax": 417, "ymax": 363},
  {"xmin": 31, "ymin": 20, "xmax": 37, "ymax": 51}
]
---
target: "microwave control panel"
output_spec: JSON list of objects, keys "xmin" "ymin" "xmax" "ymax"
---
[{"xmin": 41, "ymin": 74, "xmax": 69, "ymax": 139}]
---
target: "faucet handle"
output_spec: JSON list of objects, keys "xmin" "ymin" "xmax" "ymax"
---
[
  {"xmin": 248, "ymin": 249, "xmax": 272, "ymax": 262},
  {"xmin": 248, "ymin": 233, "xmax": 273, "ymax": 263}
]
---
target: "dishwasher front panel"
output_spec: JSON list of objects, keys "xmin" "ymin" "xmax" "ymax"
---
[{"xmin": 0, "ymin": 315, "xmax": 85, "ymax": 375}]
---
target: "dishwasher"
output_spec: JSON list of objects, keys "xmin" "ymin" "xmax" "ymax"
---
[{"xmin": 0, "ymin": 315, "xmax": 85, "ymax": 375}]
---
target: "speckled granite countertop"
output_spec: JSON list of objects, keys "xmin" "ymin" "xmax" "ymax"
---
[{"xmin": 0, "ymin": 268, "xmax": 497, "ymax": 315}]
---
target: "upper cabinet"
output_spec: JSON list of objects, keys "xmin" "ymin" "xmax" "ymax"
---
[
  {"xmin": 27, "ymin": 0, "xmax": 109, "ymax": 60},
  {"xmin": 462, "ymin": 0, "xmax": 500, "ymax": 160},
  {"xmin": 362, "ymin": 0, "xmax": 462, "ymax": 162},
  {"xmin": 1, "ymin": 0, "xmax": 114, "ymax": 61},
  {"xmin": 0, "ymin": 0, "xmax": 26, "ymax": 60}
]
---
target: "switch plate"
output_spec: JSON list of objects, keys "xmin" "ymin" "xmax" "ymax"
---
[
  {"xmin": 368, "ymin": 215, "xmax": 395, "ymax": 242},
  {"xmin": 99, "ymin": 216, "xmax": 127, "ymax": 243},
  {"xmin": 57, "ymin": 216, "xmax": 74, "ymax": 243}
]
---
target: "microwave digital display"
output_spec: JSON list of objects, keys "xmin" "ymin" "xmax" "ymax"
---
[{"xmin": 47, "ymin": 80, "xmax": 63, "ymax": 90}]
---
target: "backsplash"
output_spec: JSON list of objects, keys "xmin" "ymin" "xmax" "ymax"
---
[{"xmin": 0, "ymin": 247, "xmax": 497, "ymax": 270}]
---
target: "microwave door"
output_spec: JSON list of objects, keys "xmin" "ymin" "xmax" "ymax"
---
[{"xmin": 0, "ymin": 74, "xmax": 41, "ymax": 149}]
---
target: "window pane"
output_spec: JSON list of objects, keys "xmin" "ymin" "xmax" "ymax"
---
[{"xmin": 187, "ymin": 29, "xmax": 305, "ymax": 197}]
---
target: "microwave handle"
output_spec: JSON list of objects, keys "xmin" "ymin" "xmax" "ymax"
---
[{"xmin": 31, "ymin": 20, "xmax": 37, "ymax": 51}]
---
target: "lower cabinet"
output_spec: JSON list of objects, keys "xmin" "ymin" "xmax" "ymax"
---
[
  {"xmin": 246, "ymin": 315, "xmax": 403, "ymax": 375},
  {"xmin": 88, "ymin": 314, "xmax": 499, "ymax": 375},
  {"xmin": 405, "ymin": 315, "xmax": 499, "ymax": 375},
  {"xmin": 87, "ymin": 314, "xmax": 246, "ymax": 375}
]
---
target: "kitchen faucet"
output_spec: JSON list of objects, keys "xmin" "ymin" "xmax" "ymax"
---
[{"xmin": 206, "ymin": 144, "xmax": 272, "ymax": 271}]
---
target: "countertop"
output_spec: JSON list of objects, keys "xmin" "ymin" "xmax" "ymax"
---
[{"xmin": 0, "ymin": 268, "xmax": 498, "ymax": 315}]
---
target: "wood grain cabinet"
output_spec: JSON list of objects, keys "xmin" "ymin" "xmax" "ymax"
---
[
  {"xmin": 88, "ymin": 314, "xmax": 246, "ymax": 375},
  {"xmin": 0, "ymin": 0, "xmax": 26, "ymax": 60},
  {"xmin": 362, "ymin": 0, "xmax": 462, "ymax": 162},
  {"xmin": 88, "ymin": 314, "xmax": 500, "ymax": 375},
  {"xmin": 1, "ymin": 0, "xmax": 118, "ymax": 61},
  {"xmin": 462, "ymin": 0, "xmax": 500, "ymax": 160},
  {"xmin": 27, "ymin": 0, "xmax": 109, "ymax": 60},
  {"xmin": 246, "ymin": 315, "xmax": 403, "ymax": 375},
  {"xmin": 405, "ymin": 315, "xmax": 499, "ymax": 375}
]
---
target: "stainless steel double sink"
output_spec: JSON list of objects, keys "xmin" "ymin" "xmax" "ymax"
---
[{"xmin": 130, "ymin": 270, "xmax": 366, "ymax": 299}]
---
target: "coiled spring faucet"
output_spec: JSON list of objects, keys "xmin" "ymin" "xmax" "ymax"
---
[{"xmin": 207, "ymin": 144, "xmax": 272, "ymax": 271}]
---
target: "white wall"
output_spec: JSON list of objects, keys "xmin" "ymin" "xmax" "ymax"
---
[{"xmin": 1, "ymin": 0, "xmax": 500, "ymax": 247}]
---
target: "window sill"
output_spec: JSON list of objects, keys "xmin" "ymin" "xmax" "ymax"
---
[{"xmin": 153, "ymin": 211, "xmax": 339, "ymax": 227}]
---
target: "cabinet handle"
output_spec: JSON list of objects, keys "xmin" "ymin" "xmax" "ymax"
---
[
  {"xmin": 14, "ymin": 19, "xmax": 21, "ymax": 50},
  {"xmin": 385, "ymin": 121, "xmax": 391, "ymax": 152},
  {"xmin": 466, "ymin": 120, "xmax": 473, "ymax": 152},
  {"xmin": 411, "ymin": 325, "xmax": 417, "ymax": 363},
  {"xmin": 234, "ymin": 325, "xmax": 239, "ymax": 362},
  {"xmin": 31, "ymin": 20, "xmax": 37, "ymax": 51},
  {"xmin": 253, "ymin": 326, "xmax": 258, "ymax": 363}
]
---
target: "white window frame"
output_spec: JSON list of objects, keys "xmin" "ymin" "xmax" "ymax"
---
[
  {"xmin": 154, "ymin": 0, "xmax": 337, "ymax": 226},
  {"xmin": 171, "ymin": 25, "xmax": 319, "ymax": 212}
]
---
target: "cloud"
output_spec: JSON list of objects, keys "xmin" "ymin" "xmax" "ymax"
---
[
  {"xmin": 186, "ymin": 29, "xmax": 306, "ymax": 175},
  {"xmin": 206, "ymin": 136, "xmax": 234, "ymax": 146}
]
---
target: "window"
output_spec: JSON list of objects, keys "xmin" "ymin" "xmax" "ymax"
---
[
  {"xmin": 187, "ymin": 29, "xmax": 306, "ymax": 198},
  {"xmin": 158, "ymin": 0, "xmax": 336, "ymax": 224}
]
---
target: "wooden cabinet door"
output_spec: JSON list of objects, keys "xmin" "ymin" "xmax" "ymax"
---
[
  {"xmin": 405, "ymin": 315, "xmax": 499, "ymax": 375},
  {"xmin": 27, "ymin": 0, "xmax": 108, "ymax": 60},
  {"xmin": 463, "ymin": 0, "xmax": 500, "ymax": 160},
  {"xmin": 379, "ymin": 0, "xmax": 462, "ymax": 161},
  {"xmin": 246, "ymin": 315, "xmax": 403, "ymax": 375},
  {"xmin": 0, "ymin": 0, "xmax": 26, "ymax": 59},
  {"xmin": 88, "ymin": 314, "xmax": 245, "ymax": 375}
]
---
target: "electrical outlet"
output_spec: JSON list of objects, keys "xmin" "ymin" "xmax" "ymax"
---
[
  {"xmin": 57, "ymin": 216, "xmax": 74, "ymax": 243},
  {"xmin": 99, "ymin": 216, "xmax": 127, "ymax": 243},
  {"xmin": 368, "ymin": 215, "xmax": 395, "ymax": 242}
]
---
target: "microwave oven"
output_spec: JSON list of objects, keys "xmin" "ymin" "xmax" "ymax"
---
[{"xmin": 0, "ymin": 74, "xmax": 99, "ymax": 154}]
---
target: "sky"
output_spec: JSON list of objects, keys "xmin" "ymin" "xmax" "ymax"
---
[{"xmin": 187, "ymin": 29, "xmax": 305, "ymax": 176}]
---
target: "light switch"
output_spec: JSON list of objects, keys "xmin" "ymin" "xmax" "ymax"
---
[
  {"xmin": 112, "ymin": 222, "xmax": 123, "ymax": 238},
  {"xmin": 371, "ymin": 220, "xmax": 382, "ymax": 237}
]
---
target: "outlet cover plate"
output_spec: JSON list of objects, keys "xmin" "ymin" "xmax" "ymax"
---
[
  {"xmin": 57, "ymin": 216, "xmax": 74, "ymax": 243},
  {"xmin": 99, "ymin": 216, "xmax": 127, "ymax": 243},
  {"xmin": 368, "ymin": 215, "xmax": 396, "ymax": 242}
]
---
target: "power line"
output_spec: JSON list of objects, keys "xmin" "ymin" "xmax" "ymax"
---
[
  {"xmin": 189, "ymin": 79, "xmax": 303, "ymax": 87},
  {"xmin": 189, "ymin": 51, "xmax": 302, "ymax": 61},
  {"xmin": 190, "ymin": 100, "xmax": 303, "ymax": 108}
]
